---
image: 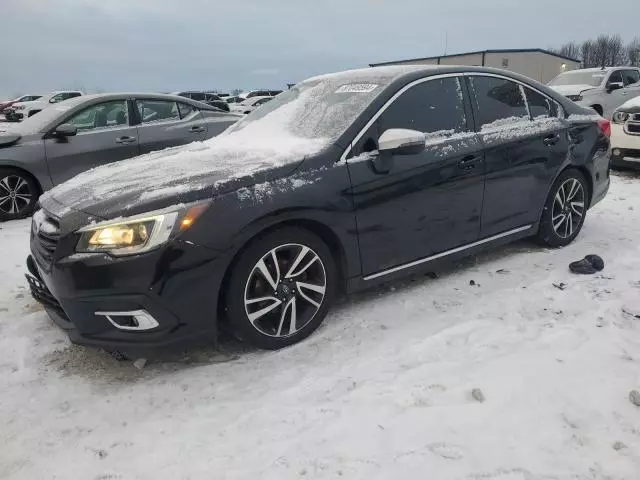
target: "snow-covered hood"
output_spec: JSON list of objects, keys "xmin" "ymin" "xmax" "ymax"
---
[
  {"xmin": 617, "ymin": 95, "xmax": 640, "ymax": 112},
  {"xmin": 41, "ymin": 127, "xmax": 328, "ymax": 219},
  {"xmin": 549, "ymin": 84, "xmax": 597, "ymax": 96}
]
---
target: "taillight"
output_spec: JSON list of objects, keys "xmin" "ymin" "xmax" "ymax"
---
[{"xmin": 597, "ymin": 118, "xmax": 611, "ymax": 138}]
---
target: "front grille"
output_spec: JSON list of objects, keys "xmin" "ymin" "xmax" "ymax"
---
[
  {"xmin": 25, "ymin": 273, "xmax": 67, "ymax": 319},
  {"xmin": 31, "ymin": 210, "xmax": 61, "ymax": 269},
  {"xmin": 626, "ymin": 122, "xmax": 640, "ymax": 135},
  {"xmin": 632, "ymin": 114, "xmax": 640, "ymax": 122}
]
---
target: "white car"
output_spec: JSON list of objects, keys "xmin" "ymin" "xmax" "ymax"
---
[
  {"xmin": 548, "ymin": 67, "xmax": 640, "ymax": 119},
  {"xmin": 610, "ymin": 96, "xmax": 640, "ymax": 169},
  {"xmin": 7, "ymin": 90, "xmax": 83, "ymax": 121},
  {"xmin": 230, "ymin": 96, "xmax": 273, "ymax": 114}
]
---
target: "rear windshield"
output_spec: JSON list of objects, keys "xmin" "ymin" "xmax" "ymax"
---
[{"xmin": 548, "ymin": 71, "xmax": 606, "ymax": 87}]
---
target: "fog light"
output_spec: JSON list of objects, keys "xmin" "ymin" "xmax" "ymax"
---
[{"xmin": 613, "ymin": 149, "xmax": 621, "ymax": 156}]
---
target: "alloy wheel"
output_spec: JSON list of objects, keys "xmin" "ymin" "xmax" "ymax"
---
[
  {"xmin": 244, "ymin": 243, "xmax": 327, "ymax": 338},
  {"xmin": 0, "ymin": 175, "xmax": 32, "ymax": 215},
  {"xmin": 551, "ymin": 178, "xmax": 585, "ymax": 239}
]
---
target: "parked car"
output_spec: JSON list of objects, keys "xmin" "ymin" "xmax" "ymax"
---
[
  {"xmin": 226, "ymin": 96, "xmax": 244, "ymax": 104},
  {"xmin": 610, "ymin": 96, "xmax": 640, "ymax": 169},
  {"xmin": 0, "ymin": 93, "xmax": 240, "ymax": 220},
  {"xmin": 548, "ymin": 67, "xmax": 640, "ymax": 119},
  {"xmin": 230, "ymin": 96, "xmax": 273, "ymax": 114},
  {"xmin": 5, "ymin": 91, "xmax": 83, "ymax": 121},
  {"xmin": 172, "ymin": 91, "xmax": 230, "ymax": 112},
  {"xmin": 239, "ymin": 90, "xmax": 282, "ymax": 99},
  {"xmin": 25, "ymin": 65, "xmax": 610, "ymax": 356},
  {"xmin": 0, "ymin": 94, "xmax": 42, "ymax": 114}
]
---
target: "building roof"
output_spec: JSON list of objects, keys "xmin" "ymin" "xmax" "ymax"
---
[{"xmin": 370, "ymin": 48, "xmax": 581, "ymax": 67}]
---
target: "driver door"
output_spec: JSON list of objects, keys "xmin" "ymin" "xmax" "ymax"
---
[
  {"xmin": 44, "ymin": 100, "xmax": 139, "ymax": 185},
  {"xmin": 346, "ymin": 76, "xmax": 485, "ymax": 277}
]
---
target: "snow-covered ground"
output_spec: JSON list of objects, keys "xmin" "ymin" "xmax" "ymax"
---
[{"xmin": 2, "ymin": 173, "xmax": 640, "ymax": 480}]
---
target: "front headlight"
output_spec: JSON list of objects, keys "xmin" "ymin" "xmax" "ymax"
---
[
  {"xmin": 76, "ymin": 202, "xmax": 209, "ymax": 256},
  {"xmin": 612, "ymin": 111, "xmax": 629, "ymax": 124}
]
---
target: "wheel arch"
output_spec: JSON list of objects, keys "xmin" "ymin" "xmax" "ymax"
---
[
  {"xmin": 0, "ymin": 164, "xmax": 43, "ymax": 196},
  {"xmin": 216, "ymin": 217, "xmax": 350, "ymax": 323},
  {"xmin": 590, "ymin": 104, "xmax": 603, "ymax": 116}
]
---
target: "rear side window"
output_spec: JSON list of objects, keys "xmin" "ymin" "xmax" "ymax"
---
[
  {"xmin": 136, "ymin": 100, "xmax": 180, "ymax": 123},
  {"xmin": 377, "ymin": 77, "xmax": 467, "ymax": 134},
  {"xmin": 65, "ymin": 92, "xmax": 82, "ymax": 100},
  {"xmin": 178, "ymin": 103, "xmax": 195, "ymax": 118},
  {"xmin": 523, "ymin": 87, "xmax": 559, "ymax": 119},
  {"xmin": 621, "ymin": 70, "xmax": 640, "ymax": 86},
  {"xmin": 469, "ymin": 76, "xmax": 528, "ymax": 130},
  {"xmin": 189, "ymin": 92, "xmax": 206, "ymax": 101}
]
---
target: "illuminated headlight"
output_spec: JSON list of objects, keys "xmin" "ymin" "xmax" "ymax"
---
[
  {"xmin": 612, "ymin": 111, "xmax": 629, "ymax": 124},
  {"xmin": 76, "ymin": 202, "xmax": 209, "ymax": 256}
]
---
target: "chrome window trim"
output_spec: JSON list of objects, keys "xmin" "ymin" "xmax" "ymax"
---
[
  {"xmin": 339, "ymin": 73, "xmax": 466, "ymax": 163},
  {"xmin": 340, "ymin": 71, "xmax": 565, "ymax": 163},
  {"xmin": 363, "ymin": 224, "xmax": 534, "ymax": 281}
]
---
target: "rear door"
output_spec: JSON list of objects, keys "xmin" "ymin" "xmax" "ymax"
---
[
  {"xmin": 347, "ymin": 75, "xmax": 486, "ymax": 276},
  {"xmin": 134, "ymin": 99, "xmax": 208, "ymax": 154},
  {"xmin": 44, "ymin": 99, "xmax": 139, "ymax": 185},
  {"xmin": 467, "ymin": 74, "xmax": 569, "ymax": 237}
]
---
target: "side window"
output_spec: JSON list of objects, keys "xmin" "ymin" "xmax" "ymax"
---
[
  {"xmin": 178, "ymin": 103, "xmax": 195, "ymax": 118},
  {"xmin": 523, "ymin": 87, "xmax": 558, "ymax": 119},
  {"xmin": 608, "ymin": 71, "xmax": 623, "ymax": 85},
  {"xmin": 256, "ymin": 98, "xmax": 271, "ymax": 106},
  {"xmin": 64, "ymin": 92, "xmax": 81, "ymax": 100},
  {"xmin": 621, "ymin": 70, "xmax": 640, "ymax": 86},
  {"xmin": 64, "ymin": 101, "xmax": 129, "ymax": 132},
  {"xmin": 189, "ymin": 92, "xmax": 206, "ymax": 102},
  {"xmin": 469, "ymin": 76, "xmax": 528, "ymax": 130},
  {"xmin": 377, "ymin": 77, "xmax": 467, "ymax": 135},
  {"xmin": 136, "ymin": 100, "xmax": 180, "ymax": 123}
]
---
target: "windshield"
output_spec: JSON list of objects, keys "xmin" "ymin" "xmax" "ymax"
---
[
  {"xmin": 228, "ymin": 77, "xmax": 386, "ymax": 142},
  {"xmin": 549, "ymin": 71, "xmax": 606, "ymax": 87}
]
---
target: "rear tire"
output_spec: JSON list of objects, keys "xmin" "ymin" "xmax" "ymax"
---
[
  {"xmin": 536, "ymin": 169, "xmax": 588, "ymax": 247},
  {"xmin": 225, "ymin": 227, "xmax": 337, "ymax": 350},
  {"xmin": 0, "ymin": 168, "xmax": 39, "ymax": 221}
]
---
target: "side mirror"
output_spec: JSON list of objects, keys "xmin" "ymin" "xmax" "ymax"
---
[
  {"xmin": 607, "ymin": 82, "xmax": 624, "ymax": 93},
  {"xmin": 54, "ymin": 123, "xmax": 78, "ymax": 137},
  {"xmin": 378, "ymin": 128, "xmax": 426, "ymax": 155}
]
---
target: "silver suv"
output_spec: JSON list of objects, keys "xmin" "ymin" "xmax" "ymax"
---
[{"xmin": 548, "ymin": 67, "xmax": 640, "ymax": 119}]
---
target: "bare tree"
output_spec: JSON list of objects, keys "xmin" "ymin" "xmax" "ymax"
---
[
  {"xmin": 552, "ymin": 42, "xmax": 581, "ymax": 61},
  {"xmin": 628, "ymin": 37, "xmax": 640, "ymax": 67}
]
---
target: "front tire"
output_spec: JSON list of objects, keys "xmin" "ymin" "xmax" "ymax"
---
[
  {"xmin": 225, "ymin": 227, "xmax": 337, "ymax": 350},
  {"xmin": 0, "ymin": 168, "xmax": 39, "ymax": 221},
  {"xmin": 536, "ymin": 169, "xmax": 588, "ymax": 247}
]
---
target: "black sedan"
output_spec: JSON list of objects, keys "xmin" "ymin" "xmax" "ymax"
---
[{"xmin": 26, "ymin": 65, "xmax": 611, "ymax": 355}]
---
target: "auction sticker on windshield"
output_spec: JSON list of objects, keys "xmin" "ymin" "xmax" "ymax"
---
[{"xmin": 335, "ymin": 83, "xmax": 379, "ymax": 93}]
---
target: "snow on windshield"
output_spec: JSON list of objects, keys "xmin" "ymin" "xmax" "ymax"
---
[
  {"xmin": 229, "ymin": 77, "xmax": 387, "ymax": 141},
  {"xmin": 549, "ymin": 71, "xmax": 606, "ymax": 87}
]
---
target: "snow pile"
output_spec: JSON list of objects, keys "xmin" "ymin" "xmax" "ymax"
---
[{"xmin": 3, "ymin": 174, "xmax": 640, "ymax": 479}]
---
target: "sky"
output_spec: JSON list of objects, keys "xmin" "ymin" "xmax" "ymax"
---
[{"xmin": 1, "ymin": 0, "xmax": 639, "ymax": 98}]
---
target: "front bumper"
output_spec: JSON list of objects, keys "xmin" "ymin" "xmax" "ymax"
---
[
  {"xmin": 610, "ymin": 148, "xmax": 640, "ymax": 169},
  {"xmin": 4, "ymin": 110, "xmax": 23, "ymax": 121},
  {"xmin": 27, "ymin": 227, "xmax": 228, "ymax": 354}
]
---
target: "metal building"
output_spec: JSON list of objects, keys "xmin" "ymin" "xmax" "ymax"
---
[{"xmin": 370, "ymin": 48, "xmax": 581, "ymax": 84}]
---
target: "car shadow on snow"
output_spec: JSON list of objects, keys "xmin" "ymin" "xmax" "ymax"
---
[{"xmin": 41, "ymin": 238, "xmax": 546, "ymax": 384}]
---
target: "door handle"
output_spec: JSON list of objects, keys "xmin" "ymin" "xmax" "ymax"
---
[
  {"xmin": 115, "ymin": 136, "xmax": 136, "ymax": 144},
  {"xmin": 458, "ymin": 155, "xmax": 480, "ymax": 171},
  {"xmin": 189, "ymin": 126, "xmax": 205, "ymax": 133},
  {"xmin": 543, "ymin": 134, "xmax": 560, "ymax": 146}
]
